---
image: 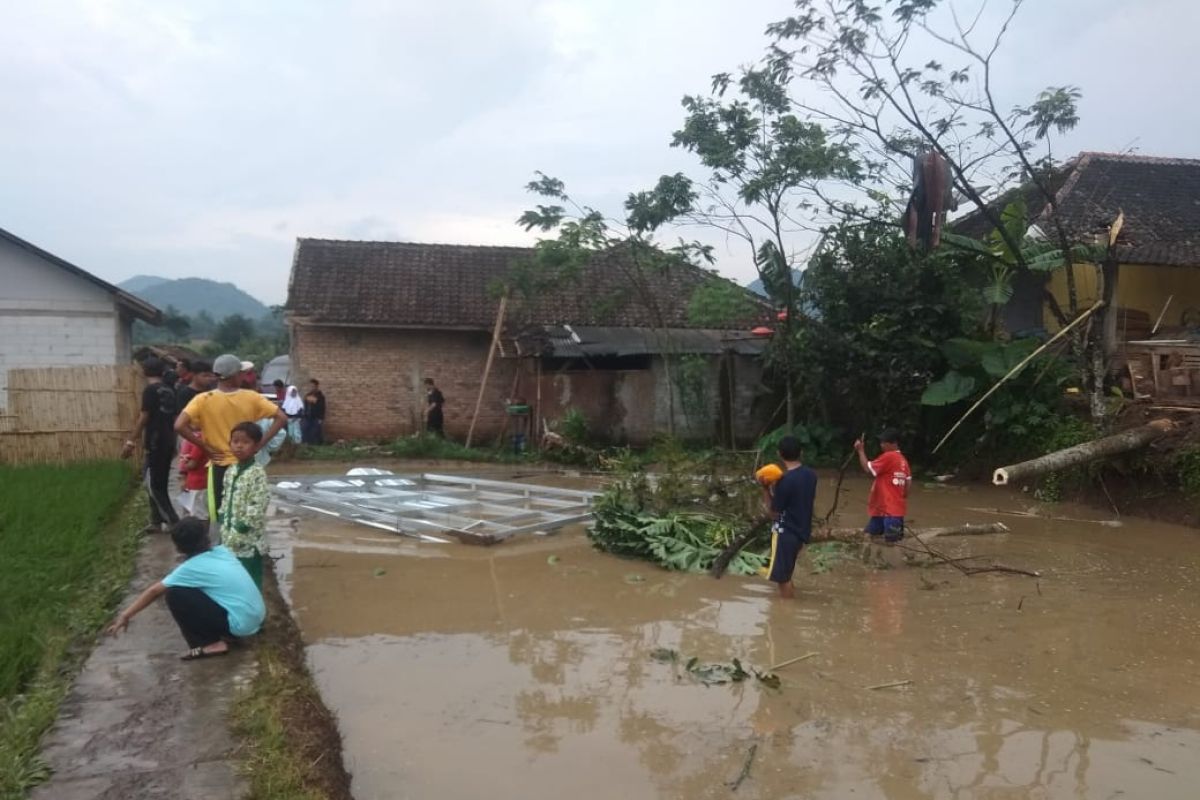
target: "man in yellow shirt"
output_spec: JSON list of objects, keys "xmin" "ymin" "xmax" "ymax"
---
[{"xmin": 176, "ymin": 354, "xmax": 287, "ymax": 514}]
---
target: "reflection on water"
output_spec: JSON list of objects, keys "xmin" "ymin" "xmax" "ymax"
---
[{"xmin": 270, "ymin": 472, "xmax": 1200, "ymax": 800}]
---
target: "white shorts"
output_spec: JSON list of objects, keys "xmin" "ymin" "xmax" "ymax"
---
[{"xmin": 178, "ymin": 489, "xmax": 208, "ymax": 519}]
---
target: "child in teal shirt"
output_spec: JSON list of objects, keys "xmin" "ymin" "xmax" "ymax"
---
[{"xmin": 219, "ymin": 421, "xmax": 271, "ymax": 587}]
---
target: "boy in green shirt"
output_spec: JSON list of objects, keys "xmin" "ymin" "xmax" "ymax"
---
[{"xmin": 219, "ymin": 422, "xmax": 271, "ymax": 588}]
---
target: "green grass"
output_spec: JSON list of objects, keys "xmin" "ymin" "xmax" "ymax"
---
[
  {"xmin": 0, "ymin": 462, "xmax": 142, "ymax": 798},
  {"xmin": 230, "ymin": 568, "xmax": 351, "ymax": 800}
]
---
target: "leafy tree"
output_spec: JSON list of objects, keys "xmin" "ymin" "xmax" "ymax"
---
[
  {"xmin": 515, "ymin": 172, "xmax": 716, "ymax": 435},
  {"xmin": 213, "ymin": 313, "xmax": 255, "ymax": 350},
  {"xmin": 759, "ymin": 0, "xmax": 1113, "ymax": 420},
  {"xmin": 668, "ymin": 70, "xmax": 863, "ymax": 427},
  {"xmin": 161, "ymin": 305, "xmax": 191, "ymax": 342},
  {"xmin": 793, "ymin": 221, "xmax": 982, "ymax": 450}
]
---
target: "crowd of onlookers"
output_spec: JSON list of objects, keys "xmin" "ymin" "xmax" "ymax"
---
[{"xmin": 107, "ymin": 353, "xmax": 326, "ymax": 661}]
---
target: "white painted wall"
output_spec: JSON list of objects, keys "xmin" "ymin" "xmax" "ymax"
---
[{"xmin": 0, "ymin": 236, "xmax": 127, "ymax": 407}]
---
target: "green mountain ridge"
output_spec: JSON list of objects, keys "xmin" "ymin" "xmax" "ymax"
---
[{"xmin": 118, "ymin": 276, "xmax": 269, "ymax": 320}]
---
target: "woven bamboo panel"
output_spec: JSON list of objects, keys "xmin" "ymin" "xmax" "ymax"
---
[{"xmin": 0, "ymin": 365, "xmax": 141, "ymax": 464}]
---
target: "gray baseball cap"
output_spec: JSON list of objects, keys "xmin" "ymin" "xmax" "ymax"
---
[{"xmin": 213, "ymin": 354, "xmax": 242, "ymax": 379}]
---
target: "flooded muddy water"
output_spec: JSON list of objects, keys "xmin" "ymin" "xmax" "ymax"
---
[{"xmin": 269, "ymin": 467, "xmax": 1200, "ymax": 799}]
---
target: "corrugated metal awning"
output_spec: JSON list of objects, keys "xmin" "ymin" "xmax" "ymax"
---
[{"xmin": 518, "ymin": 325, "xmax": 767, "ymax": 358}]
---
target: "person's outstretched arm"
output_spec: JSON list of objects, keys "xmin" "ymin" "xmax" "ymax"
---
[
  {"xmin": 854, "ymin": 438, "xmax": 873, "ymax": 475},
  {"xmin": 106, "ymin": 581, "xmax": 167, "ymax": 636}
]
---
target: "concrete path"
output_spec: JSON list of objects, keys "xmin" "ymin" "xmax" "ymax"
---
[{"xmin": 30, "ymin": 533, "xmax": 252, "ymax": 800}]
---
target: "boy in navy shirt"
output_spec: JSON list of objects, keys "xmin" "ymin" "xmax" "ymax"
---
[{"xmin": 759, "ymin": 435, "xmax": 818, "ymax": 599}]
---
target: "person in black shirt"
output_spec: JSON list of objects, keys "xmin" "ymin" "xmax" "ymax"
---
[
  {"xmin": 424, "ymin": 377, "xmax": 445, "ymax": 437},
  {"xmin": 174, "ymin": 359, "xmax": 214, "ymax": 413},
  {"xmin": 762, "ymin": 435, "xmax": 818, "ymax": 599},
  {"xmin": 301, "ymin": 379, "xmax": 326, "ymax": 444},
  {"xmin": 121, "ymin": 357, "xmax": 181, "ymax": 533}
]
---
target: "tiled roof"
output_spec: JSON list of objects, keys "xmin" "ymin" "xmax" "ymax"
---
[
  {"xmin": 951, "ymin": 152, "xmax": 1200, "ymax": 266},
  {"xmin": 286, "ymin": 238, "xmax": 768, "ymax": 330}
]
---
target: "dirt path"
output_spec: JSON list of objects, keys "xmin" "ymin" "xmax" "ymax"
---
[{"xmin": 30, "ymin": 533, "xmax": 252, "ymax": 800}]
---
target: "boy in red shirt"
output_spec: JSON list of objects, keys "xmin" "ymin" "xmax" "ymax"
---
[
  {"xmin": 178, "ymin": 434, "xmax": 210, "ymax": 519},
  {"xmin": 854, "ymin": 428, "xmax": 912, "ymax": 543}
]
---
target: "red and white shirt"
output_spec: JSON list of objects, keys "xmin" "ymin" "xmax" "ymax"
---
[{"xmin": 868, "ymin": 450, "xmax": 912, "ymax": 517}]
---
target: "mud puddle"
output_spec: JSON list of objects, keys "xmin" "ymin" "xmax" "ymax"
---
[{"xmin": 269, "ymin": 467, "xmax": 1200, "ymax": 799}]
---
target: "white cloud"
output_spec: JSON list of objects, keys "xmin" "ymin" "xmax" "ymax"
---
[{"xmin": 0, "ymin": 0, "xmax": 1197, "ymax": 305}]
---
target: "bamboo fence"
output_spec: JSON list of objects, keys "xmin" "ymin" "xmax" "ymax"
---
[{"xmin": 0, "ymin": 365, "xmax": 141, "ymax": 465}]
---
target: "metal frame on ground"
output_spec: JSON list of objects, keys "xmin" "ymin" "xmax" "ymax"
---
[{"xmin": 271, "ymin": 470, "xmax": 597, "ymax": 545}]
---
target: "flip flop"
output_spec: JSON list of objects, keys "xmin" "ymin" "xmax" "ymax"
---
[{"xmin": 181, "ymin": 646, "xmax": 230, "ymax": 661}]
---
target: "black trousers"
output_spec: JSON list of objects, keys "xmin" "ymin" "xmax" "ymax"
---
[
  {"xmin": 427, "ymin": 409, "xmax": 444, "ymax": 437},
  {"xmin": 211, "ymin": 463, "xmax": 229, "ymax": 513},
  {"xmin": 144, "ymin": 446, "xmax": 179, "ymax": 527},
  {"xmin": 165, "ymin": 586, "xmax": 231, "ymax": 648},
  {"xmin": 301, "ymin": 417, "xmax": 324, "ymax": 445}
]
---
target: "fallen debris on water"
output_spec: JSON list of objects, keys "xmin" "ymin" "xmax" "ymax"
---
[{"xmin": 271, "ymin": 468, "xmax": 598, "ymax": 545}]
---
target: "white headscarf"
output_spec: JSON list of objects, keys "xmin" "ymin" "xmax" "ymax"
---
[{"xmin": 282, "ymin": 385, "xmax": 304, "ymax": 415}]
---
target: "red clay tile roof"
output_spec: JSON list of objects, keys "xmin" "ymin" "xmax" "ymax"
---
[
  {"xmin": 286, "ymin": 238, "xmax": 768, "ymax": 330},
  {"xmin": 952, "ymin": 152, "xmax": 1200, "ymax": 266}
]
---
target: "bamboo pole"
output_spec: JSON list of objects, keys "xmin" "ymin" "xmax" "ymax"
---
[
  {"xmin": 465, "ymin": 294, "xmax": 508, "ymax": 448},
  {"xmin": 933, "ymin": 301, "xmax": 1105, "ymax": 454}
]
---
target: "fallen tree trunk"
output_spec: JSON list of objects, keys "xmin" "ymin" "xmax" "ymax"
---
[
  {"xmin": 711, "ymin": 520, "xmax": 1011, "ymax": 577},
  {"xmin": 812, "ymin": 521, "xmax": 1009, "ymax": 543},
  {"xmin": 993, "ymin": 419, "xmax": 1175, "ymax": 486}
]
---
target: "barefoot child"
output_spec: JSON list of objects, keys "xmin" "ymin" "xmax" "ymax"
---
[
  {"xmin": 219, "ymin": 422, "xmax": 271, "ymax": 588},
  {"xmin": 854, "ymin": 428, "xmax": 912, "ymax": 543},
  {"xmin": 759, "ymin": 436, "xmax": 818, "ymax": 599}
]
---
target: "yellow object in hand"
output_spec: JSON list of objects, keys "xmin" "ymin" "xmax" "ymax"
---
[{"xmin": 755, "ymin": 464, "xmax": 784, "ymax": 487}]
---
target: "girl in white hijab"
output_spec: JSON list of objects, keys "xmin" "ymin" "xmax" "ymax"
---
[{"xmin": 281, "ymin": 385, "xmax": 304, "ymax": 442}]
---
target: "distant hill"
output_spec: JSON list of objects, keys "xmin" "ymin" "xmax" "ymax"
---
[
  {"xmin": 746, "ymin": 269, "xmax": 803, "ymax": 298},
  {"xmin": 118, "ymin": 277, "xmax": 269, "ymax": 320},
  {"xmin": 119, "ymin": 274, "xmax": 170, "ymax": 293}
]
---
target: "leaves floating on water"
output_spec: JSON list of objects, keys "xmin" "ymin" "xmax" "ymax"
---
[
  {"xmin": 546, "ymin": 555, "xmax": 560, "ymax": 565},
  {"xmin": 372, "ymin": 567, "xmax": 387, "ymax": 578},
  {"xmin": 649, "ymin": 647, "xmax": 678, "ymax": 663},
  {"xmin": 648, "ymin": 649, "xmax": 779, "ymax": 688}
]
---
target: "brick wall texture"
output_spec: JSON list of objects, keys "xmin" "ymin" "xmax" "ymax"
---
[
  {"xmin": 292, "ymin": 324, "xmax": 768, "ymax": 446},
  {"xmin": 291, "ymin": 325, "xmax": 519, "ymax": 441}
]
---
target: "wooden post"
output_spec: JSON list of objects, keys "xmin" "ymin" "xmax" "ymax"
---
[{"xmin": 466, "ymin": 294, "xmax": 508, "ymax": 448}]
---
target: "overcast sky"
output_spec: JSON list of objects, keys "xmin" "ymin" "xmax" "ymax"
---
[{"xmin": 2, "ymin": 0, "xmax": 1196, "ymax": 305}]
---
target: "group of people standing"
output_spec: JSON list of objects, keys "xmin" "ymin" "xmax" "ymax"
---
[
  {"xmin": 111, "ymin": 353, "xmax": 303, "ymax": 660},
  {"xmin": 268, "ymin": 377, "xmax": 326, "ymax": 445}
]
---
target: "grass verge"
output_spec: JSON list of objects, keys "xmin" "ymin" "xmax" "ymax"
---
[
  {"xmin": 230, "ymin": 563, "xmax": 353, "ymax": 800},
  {"xmin": 0, "ymin": 462, "xmax": 142, "ymax": 799}
]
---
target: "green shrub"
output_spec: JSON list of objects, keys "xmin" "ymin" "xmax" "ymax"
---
[
  {"xmin": 1174, "ymin": 447, "xmax": 1200, "ymax": 498},
  {"xmin": 559, "ymin": 407, "xmax": 590, "ymax": 445}
]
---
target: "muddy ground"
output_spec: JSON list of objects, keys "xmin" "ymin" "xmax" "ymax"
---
[{"xmin": 268, "ymin": 464, "xmax": 1200, "ymax": 800}]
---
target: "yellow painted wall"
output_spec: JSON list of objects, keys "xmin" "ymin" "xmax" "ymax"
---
[{"xmin": 1045, "ymin": 262, "xmax": 1200, "ymax": 330}]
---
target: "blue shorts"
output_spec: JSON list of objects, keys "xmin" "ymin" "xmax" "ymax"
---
[
  {"xmin": 865, "ymin": 516, "xmax": 905, "ymax": 543},
  {"xmin": 766, "ymin": 525, "xmax": 804, "ymax": 583}
]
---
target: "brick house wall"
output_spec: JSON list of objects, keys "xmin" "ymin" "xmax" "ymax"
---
[{"xmin": 290, "ymin": 324, "xmax": 520, "ymax": 442}]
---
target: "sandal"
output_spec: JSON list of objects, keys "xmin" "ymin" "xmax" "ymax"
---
[{"xmin": 181, "ymin": 645, "xmax": 229, "ymax": 661}]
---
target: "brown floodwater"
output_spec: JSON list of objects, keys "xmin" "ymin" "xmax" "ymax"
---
[{"xmin": 268, "ymin": 467, "xmax": 1200, "ymax": 800}]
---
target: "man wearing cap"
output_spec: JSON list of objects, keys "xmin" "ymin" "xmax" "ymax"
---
[
  {"xmin": 239, "ymin": 360, "xmax": 258, "ymax": 391},
  {"xmin": 175, "ymin": 354, "xmax": 286, "ymax": 517}
]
